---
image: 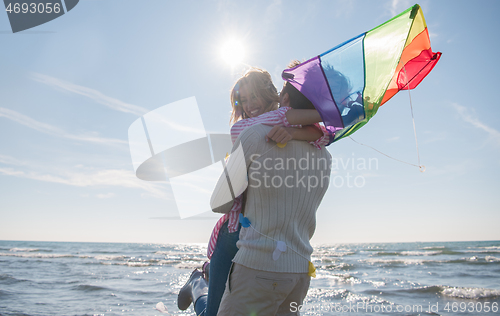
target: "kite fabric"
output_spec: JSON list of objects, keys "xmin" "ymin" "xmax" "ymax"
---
[{"xmin": 282, "ymin": 4, "xmax": 441, "ymax": 144}]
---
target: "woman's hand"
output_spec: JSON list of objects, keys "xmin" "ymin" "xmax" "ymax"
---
[{"xmin": 266, "ymin": 126, "xmax": 296, "ymax": 144}]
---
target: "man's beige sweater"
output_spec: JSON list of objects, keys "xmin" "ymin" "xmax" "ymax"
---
[{"xmin": 232, "ymin": 124, "xmax": 331, "ymax": 273}]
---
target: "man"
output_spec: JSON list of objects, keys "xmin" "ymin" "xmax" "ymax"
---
[
  {"xmin": 177, "ymin": 74, "xmax": 330, "ymax": 316},
  {"xmin": 216, "ymin": 82, "xmax": 331, "ymax": 315}
]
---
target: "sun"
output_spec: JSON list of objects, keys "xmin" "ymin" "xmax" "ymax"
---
[{"xmin": 220, "ymin": 39, "xmax": 245, "ymax": 67}]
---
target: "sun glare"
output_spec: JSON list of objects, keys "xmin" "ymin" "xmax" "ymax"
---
[{"xmin": 220, "ymin": 39, "xmax": 245, "ymax": 67}]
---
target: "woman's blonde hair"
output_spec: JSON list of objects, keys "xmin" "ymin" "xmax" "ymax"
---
[{"xmin": 229, "ymin": 68, "xmax": 279, "ymax": 124}]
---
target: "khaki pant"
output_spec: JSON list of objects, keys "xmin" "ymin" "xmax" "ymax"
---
[{"xmin": 217, "ymin": 263, "xmax": 310, "ymax": 316}]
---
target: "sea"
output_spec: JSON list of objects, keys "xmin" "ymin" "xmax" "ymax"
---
[{"xmin": 0, "ymin": 240, "xmax": 499, "ymax": 316}]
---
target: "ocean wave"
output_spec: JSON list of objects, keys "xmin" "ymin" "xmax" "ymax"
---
[
  {"xmin": 440, "ymin": 286, "xmax": 500, "ymax": 299},
  {"xmin": 320, "ymin": 262, "xmax": 353, "ymax": 271},
  {"xmin": 154, "ymin": 250, "xmax": 199, "ymax": 256},
  {"xmin": 305, "ymin": 287, "xmax": 393, "ymax": 306},
  {"xmin": 156, "ymin": 259, "xmax": 182, "ymax": 265},
  {"xmin": 154, "ymin": 251, "xmax": 174, "ymax": 256},
  {"xmin": 94, "ymin": 254, "xmax": 128, "ymax": 261},
  {"xmin": 402, "ymin": 285, "xmax": 500, "ymax": 300},
  {"xmin": 0, "ymin": 251, "xmax": 186, "ymax": 264},
  {"xmin": 125, "ymin": 262, "xmax": 151, "ymax": 267},
  {"xmin": 98, "ymin": 257, "xmax": 203, "ymax": 267},
  {"xmin": 174, "ymin": 260, "xmax": 205, "ymax": 270},
  {"xmin": 366, "ymin": 280, "xmax": 386, "ymax": 287},
  {"xmin": 373, "ymin": 251, "xmax": 401, "ymax": 256},
  {"xmin": 485, "ymin": 256, "xmax": 500, "ymax": 262},
  {"xmin": 304, "ymin": 287, "xmax": 352, "ymax": 301},
  {"xmin": 463, "ymin": 255, "xmax": 500, "ymax": 263},
  {"xmin": 363, "ymin": 256, "xmax": 500, "ymax": 266},
  {"xmin": 470, "ymin": 246, "xmax": 500, "ymax": 250},
  {"xmin": 9, "ymin": 247, "xmax": 42, "ymax": 252},
  {"xmin": 403, "ymin": 285, "xmax": 445, "ymax": 295},
  {"xmin": 374, "ymin": 251, "xmax": 442, "ymax": 256},
  {"xmin": 325, "ymin": 252, "xmax": 355, "ymax": 257},
  {"xmin": 315, "ymin": 256, "xmax": 353, "ymax": 267},
  {"xmin": 364, "ymin": 258, "xmax": 427, "ymax": 265},
  {"xmin": 86, "ymin": 258, "xmax": 183, "ymax": 267},
  {"xmin": 440, "ymin": 250, "xmax": 464, "ymax": 255},
  {"xmin": 90, "ymin": 250, "xmax": 122, "ymax": 254},
  {"xmin": 463, "ymin": 249, "xmax": 500, "ymax": 254},
  {"xmin": 0, "ymin": 252, "xmax": 76, "ymax": 259},
  {"xmin": 374, "ymin": 250, "xmax": 465, "ymax": 256},
  {"xmin": 73, "ymin": 284, "xmax": 111, "ymax": 292},
  {"xmin": 314, "ymin": 249, "xmax": 356, "ymax": 257},
  {"xmin": 0, "ymin": 288, "xmax": 14, "ymax": 298},
  {"xmin": 154, "ymin": 250, "xmax": 206, "ymax": 261},
  {"xmin": 0, "ymin": 274, "xmax": 28, "ymax": 285},
  {"xmin": 98, "ymin": 261, "xmax": 152, "ymax": 267},
  {"xmin": 316, "ymin": 272, "xmax": 362, "ymax": 285},
  {"xmin": 155, "ymin": 245, "xmax": 207, "ymax": 256},
  {"xmin": 8, "ymin": 247, "xmax": 53, "ymax": 253},
  {"xmin": 316, "ymin": 271, "xmax": 386, "ymax": 288}
]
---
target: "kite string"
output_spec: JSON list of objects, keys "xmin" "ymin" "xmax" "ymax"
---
[
  {"xmin": 348, "ymin": 136, "xmax": 420, "ymax": 168},
  {"xmin": 348, "ymin": 66, "xmax": 425, "ymax": 172},
  {"xmin": 403, "ymin": 66, "xmax": 425, "ymax": 173}
]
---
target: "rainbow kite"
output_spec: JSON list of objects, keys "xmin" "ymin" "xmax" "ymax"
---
[{"xmin": 282, "ymin": 4, "xmax": 441, "ymax": 144}]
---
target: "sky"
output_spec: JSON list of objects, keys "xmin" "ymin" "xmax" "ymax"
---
[{"xmin": 0, "ymin": 0, "xmax": 499, "ymax": 245}]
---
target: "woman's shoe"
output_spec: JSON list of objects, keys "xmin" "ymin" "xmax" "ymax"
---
[{"xmin": 177, "ymin": 269, "xmax": 208, "ymax": 310}]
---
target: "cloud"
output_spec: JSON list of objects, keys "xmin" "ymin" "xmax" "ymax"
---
[
  {"xmin": 30, "ymin": 74, "xmax": 206, "ymax": 136},
  {"xmin": 31, "ymin": 73, "xmax": 148, "ymax": 116},
  {"xmin": 389, "ymin": 0, "xmax": 411, "ymax": 16},
  {"xmin": 0, "ymin": 154, "xmax": 26, "ymax": 166},
  {"xmin": 0, "ymin": 153, "xmax": 172, "ymax": 200},
  {"xmin": 265, "ymin": 0, "xmax": 282, "ymax": 23},
  {"xmin": 427, "ymin": 160, "xmax": 471, "ymax": 177},
  {"xmin": 0, "ymin": 166, "xmax": 168, "ymax": 199},
  {"xmin": 0, "ymin": 107, "xmax": 127, "ymax": 146},
  {"xmin": 386, "ymin": 136, "xmax": 400, "ymax": 142},
  {"xmin": 422, "ymin": 131, "xmax": 447, "ymax": 145},
  {"xmin": 97, "ymin": 193, "xmax": 115, "ymax": 199},
  {"xmin": 390, "ymin": 0, "xmax": 400, "ymax": 16},
  {"xmin": 148, "ymin": 115, "xmax": 207, "ymax": 135},
  {"xmin": 428, "ymin": 32, "xmax": 438, "ymax": 40},
  {"xmin": 451, "ymin": 103, "xmax": 500, "ymax": 146}
]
